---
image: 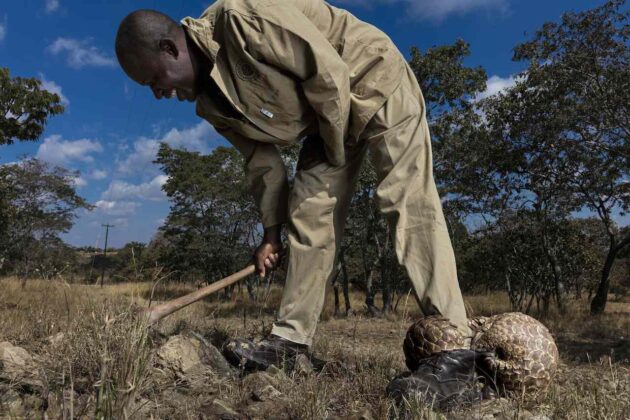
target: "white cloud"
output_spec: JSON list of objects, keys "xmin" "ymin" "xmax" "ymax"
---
[
  {"xmin": 36, "ymin": 135, "xmax": 103, "ymax": 165},
  {"xmin": 0, "ymin": 16, "xmax": 7, "ymax": 42},
  {"xmin": 476, "ymin": 74, "xmax": 519, "ymax": 101},
  {"xmin": 116, "ymin": 138, "xmax": 160, "ymax": 176},
  {"xmin": 45, "ymin": 0, "xmax": 59, "ymax": 13},
  {"xmin": 72, "ymin": 176, "xmax": 88, "ymax": 188},
  {"xmin": 39, "ymin": 74, "xmax": 69, "ymax": 106},
  {"xmin": 47, "ymin": 37, "xmax": 116, "ymax": 68},
  {"xmin": 408, "ymin": 0, "xmax": 508, "ymax": 22},
  {"xmin": 333, "ymin": 0, "xmax": 508, "ymax": 22},
  {"xmin": 111, "ymin": 218, "xmax": 130, "ymax": 228},
  {"xmin": 89, "ymin": 169, "xmax": 108, "ymax": 180},
  {"xmin": 117, "ymin": 121, "xmax": 215, "ymax": 176},
  {"xmin": 102, "ymin": 175, "xmax": 168, "ymax": 202},
  {"xmin": 94, "ymin": 200, "xmax": 139, "ymax": 217}
]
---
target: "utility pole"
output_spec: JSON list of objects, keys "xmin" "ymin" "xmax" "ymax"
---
[{"xmin": 100, "ymin": 224, "xmax": 114, "ymax": 288}]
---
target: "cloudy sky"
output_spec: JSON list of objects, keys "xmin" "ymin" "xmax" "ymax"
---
[{"xmin": 0, "ymin": 0, "xmax": 609, "ymax": 248}]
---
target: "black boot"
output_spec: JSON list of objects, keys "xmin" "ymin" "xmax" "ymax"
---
[
  {"xmin": 223, "ymin": 335, "xmax": 324, "ymax": 372},
  {"xmin": 387, "ymin": 349, "xmax": 495, "ymax": 411}
]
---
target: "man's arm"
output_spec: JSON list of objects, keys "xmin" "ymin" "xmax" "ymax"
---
[
  {"xmin": 216, "ymin": 125, "xmax": 288, "ymax": 277},
  {"xmin": 224, "ymin": 5, "xmax": 351, "ymax": 167},
  {"xmin": 216, "ymin": 125, "xmax": 289, "ymax": 229}
]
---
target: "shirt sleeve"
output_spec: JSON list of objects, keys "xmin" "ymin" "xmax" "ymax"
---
[
  {"xmin": 215, "ymin": 125, "xmax": 289, "ymax": 228},
  {"xmin": 226, "ymin": 5, "xmax": 351, "ymax": 167}
]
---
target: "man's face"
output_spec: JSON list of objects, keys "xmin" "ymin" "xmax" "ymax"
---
[{"xmin": 121, "ymin": 43, "xmax": 198, "ymax": 102}]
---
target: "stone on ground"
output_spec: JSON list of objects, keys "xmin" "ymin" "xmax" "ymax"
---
[
  {"xmin": 0, "ymin": 342, "xmax": 43, "ymax": 389},
  {"xmin": 205, "ymin": 399, "xmax": 239, "ymax": 420},
  {"xmin": 156, "ymin": 334, "xmax": 235, "ymax": 382},
  {"xmin": 293, "ymin": 353, "xmax": 314, "ymax": 375}
]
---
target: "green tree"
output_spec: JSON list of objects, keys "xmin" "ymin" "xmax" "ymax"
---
[
  {"xmin": 27, "ymin": 236, "xmax": 78, "ymax": 281},
  {"xmin": 104, "ymin": 242, "xmax": 149, "ymax": 282},
  {"xmin": 0, "ymin": 68, "xmax": 64, "ymax": 145},
  {"xmin": 505, "ymin": 0, "xmax": 629, "ymax": 314},
  {"xmin": 0, "ymin": 177, "xmax": 15, "ymax": 271},
  {"xmin": 154, "ymin": 145, "xmax": 259, "ymax": 285},
  {"xmin": 458, "ymin": 213, "xmax": 601, "ymax": 313},
  {"xmin": 409, "ymin": 39, "xmax": 487, "ymax": 122},
  {"xmin": 0, "ymin": 158, "xmax": 91, "ymax": 277},
  {"xmin": 0, "ymin": 68, "xmax": 66, "ymax": 271},
  {"xmin": 437, "ymin": 1, "xmax": 629, "ymax": 314}
]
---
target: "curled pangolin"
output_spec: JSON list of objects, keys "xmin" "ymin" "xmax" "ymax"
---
[
  {"xmin": 403, "ymin": 316, "xmax": 467, "ymax": 371},
  {"xmin": 403, "ymin": 312, "xmax": 559, "ymax": 393}
]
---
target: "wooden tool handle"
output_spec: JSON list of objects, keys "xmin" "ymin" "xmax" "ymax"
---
[{"xmin": 142, "ymin": 264, "xmax": 256, "ymax": 324}]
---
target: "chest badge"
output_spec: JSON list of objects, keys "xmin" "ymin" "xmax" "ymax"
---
[
  {"xmin": 260, "ymin": 108, "xmax": 274, "ymax": 119},
  {"xmin": 235, "ymin": 60, "xmax": 258, "ymax": 82}
]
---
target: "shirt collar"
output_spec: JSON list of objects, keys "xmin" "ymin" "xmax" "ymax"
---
[{"xmin": 180, "ymin": 12, "xmax": 220, "ymax": 64}]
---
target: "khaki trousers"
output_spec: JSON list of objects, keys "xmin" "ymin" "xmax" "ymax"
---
[{"xmin": 270, "ymin": 64, "xmax": 471, "ymax": 345}]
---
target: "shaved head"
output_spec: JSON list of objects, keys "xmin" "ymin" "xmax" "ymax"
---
[
  {"xmin": 115, "ymin": 9, "xmax": 206, "ymax": 102},
  {"xmin": 115, "ymin": 9, "xmax": 179, "ymax": 64}
]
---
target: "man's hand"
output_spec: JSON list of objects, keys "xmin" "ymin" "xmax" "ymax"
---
[{"xmin": 254, "ymin": 224, "xmax": 284, "ymax": 278}]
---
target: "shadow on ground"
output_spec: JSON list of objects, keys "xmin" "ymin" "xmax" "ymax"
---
[{"xmin": 556, "ymin": 334, "xmax": 629, "ymax": 364}]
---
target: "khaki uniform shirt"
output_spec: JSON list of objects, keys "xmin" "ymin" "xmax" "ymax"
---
[{"xmin": 182, "ymin": 0, "xmax": 406, "ymax": 227}]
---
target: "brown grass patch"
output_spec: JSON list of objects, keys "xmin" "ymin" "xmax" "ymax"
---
[{"xmin": 0, "ymin": 277, "xmax": 628, "ymax": 419}]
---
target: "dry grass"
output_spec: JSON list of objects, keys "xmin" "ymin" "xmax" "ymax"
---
[
  {"xmin": 0, "ymin": 278, "xmax": 153, "ymax": 418},
  {"xmin": 0, "ymin": 277, "xmax": 629, "ymax": 419}
]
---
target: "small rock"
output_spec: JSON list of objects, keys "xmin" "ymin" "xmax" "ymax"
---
[
  {"xmin": 243, "ymin": 399, "xmax": 291, "ymax": 419},
  {"xmin": 191, "ymin": 332, "xmax": 235, "ymax": 378},
  {"xmin": 208, "ymin": 399, "xmax": 239, "ymax": 419},
  {"xmin": 242, "ymin": 371, "xmax": 285, "ymax": 403},
  {"xmin": 529, "ymin": 416, "xmax": 551, "ymax": 420},
  {"xmin": 156, "ymin": 335, "xmax": 203, "ymax": 374},
  {"xmin": 266, "ymin": 364, "xmax": 288, "ymax": 380},
  {"xmin": 0, "ymin": 342, "xmax": 34, "ymax": 377},
  {"xmin": 0, "ymin": 342, "xmax": 43, "ymax": 389},
  {"xmin": 293, "ymin": 354, "xmax": 314, "ymax": 375},
  {"xmin": 48, "ymin": 332, "xmax": 65, "ymax": 347},
  {"xmin": 156, "ymin": 333, "xmax": 235, "ymax": 381},
  {"xmin": 252, "ymin": 384, "xmax": 282, "ymax": 402},
  {"xmin": 243, "ymin": 371, "xmax": 279, "ymax": 395}
]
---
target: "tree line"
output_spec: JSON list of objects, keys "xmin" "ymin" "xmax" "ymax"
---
[{"xmin": 1, "ymin": 1, "xmax": 628, "ymax": 315}]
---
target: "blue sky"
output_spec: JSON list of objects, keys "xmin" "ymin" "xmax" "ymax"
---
[{"xmin": 0, "ymin": 0, "xmax": 612, "ymax": 248}]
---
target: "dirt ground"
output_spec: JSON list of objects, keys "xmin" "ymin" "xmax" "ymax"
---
[{"xmin": 0, "ymin": 278, "xmax": 628, "ymax": 419}]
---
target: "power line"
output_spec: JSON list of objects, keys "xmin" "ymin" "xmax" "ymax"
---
[{"xmin": 100, "ymin": 224, "xmax": 115, "ymax": 288}]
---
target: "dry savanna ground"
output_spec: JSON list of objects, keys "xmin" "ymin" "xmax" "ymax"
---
[{"xmin": 0, "ymin": 277, "xmax": 628, "ymax": 419}]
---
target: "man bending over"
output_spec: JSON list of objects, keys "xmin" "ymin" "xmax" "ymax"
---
[{"xmin": 115, "ymin": 0, "xmax": 471, "ymax": 370}]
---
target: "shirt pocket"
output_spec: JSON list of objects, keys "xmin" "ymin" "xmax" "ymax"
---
[{"xmin": 238, "ymin": 59, "xmax": 315, "ymax": 139}]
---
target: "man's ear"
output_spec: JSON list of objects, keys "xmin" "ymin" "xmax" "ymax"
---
[{"xmin": 159, "ymin": 39, "xmax": 179, "ymax": 58}]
